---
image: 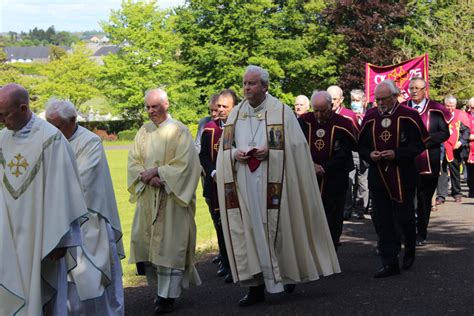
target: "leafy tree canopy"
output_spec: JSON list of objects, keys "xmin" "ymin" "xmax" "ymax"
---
[
  {"xmin": 101, "ymin": 0, "xmax": 199, "ymax": 124},
  {"xmin": 35, "ymin": 43, "xmax": 101, "ymax": 109},
  {"xmin": 397, "ymin": 0, "xmax": 474, "ymax": 101}
]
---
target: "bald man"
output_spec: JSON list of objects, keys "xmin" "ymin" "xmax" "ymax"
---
[
  {"xmin": 298, "ymin": 91, "xmax": 357, "ymax": 250},
  {"xmin": 128, "ymin": 88, "xmax": 201, "ymax": 313},
  {"xmin": 327, "ymin": 85, "xmax": 359, "ymax": 131},
  {"xmin": 0, "ymin": 84, "xmax": 87, "ymax": 315}
]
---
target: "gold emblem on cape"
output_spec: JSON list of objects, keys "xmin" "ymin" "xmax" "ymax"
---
[
  {"xmin": 8, "ymin": 153, "xmax": 29, "ymax": 177},
  {"xmin": 316, "ymin": 128, "xmax": 326, "ymax": 138},
  {"xmin": 380, "ymin": 130, "xmax": 392, "ymax": 143},
  {"xmin": 314, "ymin": 139, "xmax": 325, "ymax": 151},
  {"xmin": 213, "ymin": 143, "xmax": 219, "ymax": 151},
  {"xmin": 381, "ymin": 118, "xmax": 391, "ymax": 128},
  {"xmin": 240, "ymin": 112, "xmax": 249, "ymax": 119},
  {"xmin": 240, "ymin": 112, "xmax": 263, "ymax": 120}
]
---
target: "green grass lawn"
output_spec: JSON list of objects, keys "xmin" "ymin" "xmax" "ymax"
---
[{"xmin": 105, "ymin": 149, "xmax": 216, "ymax": 286}]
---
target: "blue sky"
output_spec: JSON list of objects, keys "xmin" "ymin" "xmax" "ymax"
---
[{"xmin": 0, "ymin": 0, "xmax": 185, "ymax": 33}]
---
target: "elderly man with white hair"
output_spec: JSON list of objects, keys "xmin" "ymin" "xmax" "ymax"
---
[
  {"xmin": 344, "ymin": 89, "xmax": 370, "ymax": 220},
  {"xmin": 327, "ymin": 85, "xmax": 359, "ymax": 131},
  {"xmin": 128, "ymin": 88, "xmax": 201, "ymax": 313},
  {"xmin": 293, "ymin": 94, "xmax": 310, "ymax": 117},
  {"xmin": 217, "ymin": 65, "xmax": 340, "ymax": 307},
  {"xmin": 45, "ymin": 99, "xmax": 125, "ymax": 315},
  {"xmin": 436, "ymin": 95, "xmax": 471, "ymax": 204},
  {"xmin": 400, "ymin": 77, "xmax": 452, "ymax": 246},
  {"xmin": 358, "ymin": 80, "xmax": 429, "ymax": 278},
  {"xmin": 0, "ymin": 84, "xmax": 86, "ymax": 316},
  {"xmin": 298, "ymin": 91, "xmax": 357, "ymax": 249}
]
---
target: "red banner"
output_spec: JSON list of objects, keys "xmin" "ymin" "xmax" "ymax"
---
[{"xmin": 365, "ymin": 54, "xmax": 429, "ymax": 103}]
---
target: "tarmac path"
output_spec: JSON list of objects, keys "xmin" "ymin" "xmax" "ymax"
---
[{"xmin": 124, "ymin": 186, "xmax": 474, "ymax": 315}]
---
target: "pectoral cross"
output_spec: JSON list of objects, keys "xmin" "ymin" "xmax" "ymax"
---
[
  {"xmin": 8, "ymin": 153, "xmax": 29, "ymax": 177},
  {"xmin": 380, "ymin": 130, "xmax": 392, "ymax": 143},
  {"xmin": 314, "ymin": 139, "xmax": 325, "ymax": 151}
]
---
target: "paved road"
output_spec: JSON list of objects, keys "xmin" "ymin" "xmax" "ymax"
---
[{"xmin": 125, "ymin": 188, "xmax": 474, "ymax": 315}]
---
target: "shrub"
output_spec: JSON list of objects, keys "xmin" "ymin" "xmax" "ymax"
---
[
  {"xmin": 118, "ymin": 129, "xmax": 138, "ymax": 141},
  {"xmin": 81, "ymin": 120, "xmax": 139, "ymax": 134},
  {"xmin": 93, "ymin": 129, "xmax": 118, "ymax": 141}
]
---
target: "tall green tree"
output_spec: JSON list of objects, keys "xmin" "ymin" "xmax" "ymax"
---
[
  {"xmin": 49, "ymin": 45, "xmax": 67, "ymax": 60},
  {"xmin": 324, "ymin": 0, "xmax": 409, "ymax": 93},
  {"xmin": 397, "ymin": 0, "xmax": 474, "ymax": 101},
  {"xmin": 175, "ymin": 0, "xmax": 345, "ymax": 108},
  {"xmin": 36, "ymin": 43, "xmax": 101, "ymax": 107},
  {"xmin": 101, "ymin": 0, "xmax": 198, "ymax": 124}
]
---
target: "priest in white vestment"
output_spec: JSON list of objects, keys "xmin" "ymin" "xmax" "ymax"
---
[
  {"xmin": 0, "ymin": 84, "xmax": 87, "ymax": 315},
  {"xmin": 45, "ymin": 99, "xmax": 125, "ymax": 315},
  {"xmin": 128, "ymin": 88, "xmax": 201, "ymax": 314},
  {"xmin": 216, "ymin": 66, "xmax": 341, "ymax": 307}
]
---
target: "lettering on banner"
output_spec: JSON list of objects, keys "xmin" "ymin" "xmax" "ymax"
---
[
  {"xmin": 374, "ymin": 75, "xmax": 386, "ymax": 84},
  {"xmin": 409, "ymin": 68, "xmax": 422, "ymax": 79}
]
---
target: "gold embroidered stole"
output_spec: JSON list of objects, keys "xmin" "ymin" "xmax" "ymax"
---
[{"xmin": 221, "ymin": 100, "xmax": 285, "ymax": 281}]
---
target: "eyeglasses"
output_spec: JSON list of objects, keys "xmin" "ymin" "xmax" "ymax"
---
[
  {"xmin": 409, "ymin": 86, "xmax": 426, "ymax": 91},
  {"xmin": 375, "ymin": 95, "xmax": 393, "ymax": 103}
]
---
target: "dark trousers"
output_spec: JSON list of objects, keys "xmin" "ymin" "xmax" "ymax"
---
[
  {"xmin": 467, "ymin": 163, "xmax": 474, "ymax": 196},
  {"xmin": 322, "ymin": 192, "xmax": 346, "ymax": 249},
  {"xmin": 344, "ymin": 153, "xmax": 369, "ymax": 217},
  {"xmin": 416, "ymin": 176, "xmax": 438, "ymax": 240},
  {"xmin": 371, "ymin": 187, "xmax": 416, "ymax": 267},
  {"xmin": 205, "ymin": 198, "xmax": 229, "ymax": 270},
  {"xmin": 437, "ymin": 157, "xmax": 462, "ymax": 199}
]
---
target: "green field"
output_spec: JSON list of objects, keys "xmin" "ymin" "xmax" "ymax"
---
[{"xmin": 105, "ymin": 148, "xmax": 216, "ymax": 286}]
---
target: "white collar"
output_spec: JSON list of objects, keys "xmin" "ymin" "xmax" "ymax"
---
[
  {"xmin": 156, "ymin": 114, "xmax": 172, "ymax": 128},
  {"xmin": 411, "ymin": 98, "xmax": 427, "ymax": 113}
]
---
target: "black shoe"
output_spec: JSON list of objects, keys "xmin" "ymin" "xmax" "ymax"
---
[
  {"xmin": 373, "ymin": 265, "xmax": 400, "ymax": 278},
  {"xmin": 343, "ymin": 212, "xmax": 351, "ymax": 221},
  {"xmin": 355, "ymin": 213, "xmax": 365, "ymax": 220},
  {"xmin": 402, "ymin": 253, "xmax": 415, "ymax": 270},
  {"xmin": 217, "ymin": 265, "xmax": 227, "ymax": 277},
  {"xmin": 154, "ymin": 297, "xmax": 175, "ymax": 314},
  {"xmin": 416, "ymin": 238, "xmax": 426, "ymax": 247},
  {"xmin": 283, "ymin": 284, "xmax": 296, "ymax": 294},
  {"xmin": 375, "ymin": 245, "xmax": 380, "ymax": 255},
  {"xmin": 212, "ymin": 255, "xmax": 221, "ymax": 264},
  {"xmin": 238, "ymin": 286, "xmax": 265, "ymax": 307},
  {"xmin": 224, "ymin": 273, "xmax": 233, "ymax": 283}
]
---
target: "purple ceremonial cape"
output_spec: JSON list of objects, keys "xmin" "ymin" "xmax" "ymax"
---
[
  {"xmin": 336, "ymin": 107, "xmax": 360, "ymax": 132},
  {"xmin": 300, "ymin": 112, "xmax": 356, "ymax": 195},
  {"xmin": 360, "ymin": 103, "xmax": 429, "ymax": 202},
  {"xmin": 401, "ymin": 99, "xmax": 453, "ymax": 174},
  {"xmin": 203, "ymin": 119, "xmax": 223, "ymax": 211}
]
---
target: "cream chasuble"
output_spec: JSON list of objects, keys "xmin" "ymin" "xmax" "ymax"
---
[
  {"xmin": 0, "ymin": 116, "xmax": 87, "ymax": 316},
  {"xmin": 217, "ymin": 95, "xmax": 340, "ymax": 293},
  {"xmin": 128, "ymin": 117, "xmax": 201, "ymax": 288},
  {"xmin": 67, "ymin": 125, "xmax": 125, "ymax": 315}
]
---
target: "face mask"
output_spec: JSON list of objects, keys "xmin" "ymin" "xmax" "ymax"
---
[{"xmin": 351, "ymin": 101, "xmax": 363, "ymax": 113}]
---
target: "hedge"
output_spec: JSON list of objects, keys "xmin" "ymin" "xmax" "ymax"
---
[
  {"xmin": 118, "ymin": 129, "xmax": 138, "ymax": 141},
  {"xmin": 80, "ymin": 120, "xmax": 139, "ymax": 134}
]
